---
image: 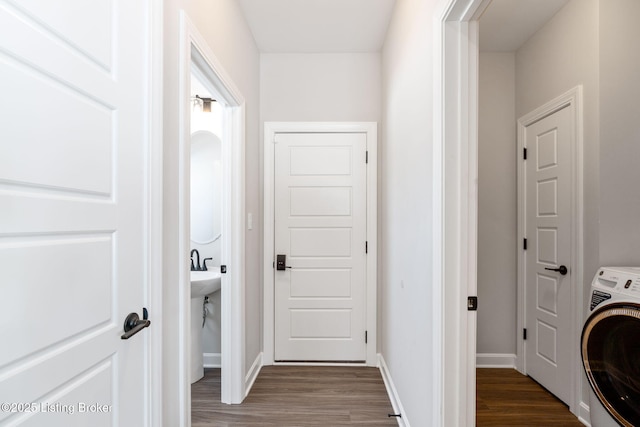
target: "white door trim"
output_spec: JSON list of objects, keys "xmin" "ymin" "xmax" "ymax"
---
[
  {"xmin": 263, "ymin": 122, "xmax": 378, "ymax": 366},
  {"xmin": 433, "ymin": 0, "xmax": 490, "ymax": 425},
  {"xmin": 147, "ymin": 3, "xmax": 164, "ymax": 425},
  {"xmin": 516, "ymin": 86, "xmax": 584, "ymax": 413},
  {"xmin": 178, "ymin": 11, "xmax": 246, "ymax": 409}
]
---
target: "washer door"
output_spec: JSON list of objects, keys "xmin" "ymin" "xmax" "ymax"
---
[{"xmin": 582, "ymin": 302, "xmax": 640, "ymax": 427}]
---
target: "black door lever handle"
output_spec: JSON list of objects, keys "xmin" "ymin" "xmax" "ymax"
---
[
  {"xmin": 121, "ymin": 308, "xmax": 151, "ymax": 339},
  {"xmin": 545, "ymin": 265, "xmax": 568, "ymax": 275}
]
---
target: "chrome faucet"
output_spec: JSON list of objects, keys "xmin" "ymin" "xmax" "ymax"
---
[{"xmin": 190, "ymin": 249, "xmax": 201, "ymax": 271}]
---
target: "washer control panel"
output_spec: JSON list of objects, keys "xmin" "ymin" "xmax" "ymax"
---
[{"xmin": 591, "ymin": 267, "xmax": 640, "ymax": 310}]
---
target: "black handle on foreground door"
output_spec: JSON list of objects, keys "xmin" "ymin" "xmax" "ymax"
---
[
  {"xmin": 545, "ymin": 265, "xmax": 568, "ymax": 275},
  {"xmin": 121, "ymin": 308, "xmax": 151, "ymax": 339}
]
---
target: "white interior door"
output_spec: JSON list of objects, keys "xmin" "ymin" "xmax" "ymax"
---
[
  {"xmin": 0, "ymin": 1, "xmax": 152, "ymax": 425},
  {"xmin": 274, "ymin": 132, "xmax": 367, "ymax": 362},
  {"xmin": 524, "ymin": 105, "xmax": 572, "ymax": 404}
]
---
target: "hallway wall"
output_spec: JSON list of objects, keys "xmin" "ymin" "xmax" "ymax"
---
[
  {"xmin": 599, "ymin": 0, "xmax": 640, "ymax": 266},
  {"xmin": 477, "ymin": 52, "xmax": 517, "ymax": 357},
  {"xmin": 260, "ymin": 53, "xmax": 381, "ymax": 122},
  {"xmin": 381, "ymin": 0, "xmax": 440, "ymax": 425},
  {"xmin": 162, "ymin": 0, "xmax": 260, "ymax": 423}
]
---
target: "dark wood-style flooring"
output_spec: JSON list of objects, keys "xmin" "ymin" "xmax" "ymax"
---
[
  {"xmin": 192, "ymin": 366, "xmax": 583, "ymax": 426},
  {"xmin": 192, "ymin": 366, "xmax": 398, "ymax": 426},
  {"xmin": 477, "ymin": 368, "xmax": 583, "ymax": 426}
]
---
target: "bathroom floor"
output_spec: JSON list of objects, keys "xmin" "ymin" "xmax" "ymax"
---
[{"xmin": 191, "ymin": 366, "xmax": 398, "ymax": 426}]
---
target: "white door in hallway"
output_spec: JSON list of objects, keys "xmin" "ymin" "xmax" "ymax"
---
[
  {"xmin": 524, "ymin": 105, "xmax": 572, "ymax": 404},
  {"xmin": 274, "ymin": 133, "xmax": 368, "ymax": 361},
  {"xmin": 0, "ymin": 1, "xmax": 153, "ymax": 425}
]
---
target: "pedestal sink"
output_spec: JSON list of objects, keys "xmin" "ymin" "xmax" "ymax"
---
[
  {"xmin": 190, "ymin": 268, "xmax": 221, "ymax": 383},
  {"xmin": 191, "ymin": 269, "xmax": 222, "ymax": 297}
]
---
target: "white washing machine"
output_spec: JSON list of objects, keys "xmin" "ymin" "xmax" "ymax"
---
[{"xmin": 582, "ymin": 267, "xmax": 640, "ymax": 427}]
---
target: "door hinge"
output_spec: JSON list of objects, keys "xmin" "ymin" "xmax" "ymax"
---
[
  {"xmin": 523, "ymin": 238, "xmax": 527, "ymax": 250},
  {"xmin": 523, "ymin": 328, "xmax": 527, "ymax": 340},
  {"xmin": 467, "ymin": 296, "xmax": 478, "ymax": 311},
  {"xmin": 365, "ymin": 330, "xmax": 368, "ymax": 344},
  {"xmin": 523, "ymin": 147, "xmax": 528, "ymax": 160},
  {"xmin": 272, "ymin": 261, "xmax": 275, "ymax": 269},
  {"xmin": 366, "ymin": 151, "xmax": 369, "ymax": 164},
  {"xmin": 365, "ymin": 241, "xmax": 368, "ymax": 254}
]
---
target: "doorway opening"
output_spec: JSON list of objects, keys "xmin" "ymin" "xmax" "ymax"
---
[
  {"xmin": 435, "ymin": 0, "xmax": 586, "ymax": 424},
  {"xmin": 476, "ymin": 0, "xmax": 585, "ymax": 419},
  {"xmin": 189, "ymin": 69, "xmax": 224, "ymax": 387},
  {"xmin": 262, "ymin": 122, "xmax": 378, "ymax": 367},
  {"xmin": 178, "ymin": 12, "xmax": 246, "ymax": 414}
]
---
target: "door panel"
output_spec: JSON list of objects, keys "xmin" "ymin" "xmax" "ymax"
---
[
  {"xmin": 290, "ymin": 228, "xmax": 352, "ymax": 257},
  {"xmin": 289, "ymin": 187, "xmax": 352, "ymax": 216},
  {"xmin": 525, "ymin": 105, "xmax": 572, "ymax": 404},
  {"xmin": 289, "ymin": 146, "xmax": 352, "ymax": 175},
  {"xmin": 274, "ymin": 133, "xmax": 367, "ymax": 362},
  {"xmin": 0, "ymin": 1, "xmax": 151, "ymax": 425},
  {"xmin": 290, "ymin": 269, "xmax": 352, "ymax": 298},
  {"xmin": 5, "ymin": 0, "xmax": 113, "ymax": 69}
]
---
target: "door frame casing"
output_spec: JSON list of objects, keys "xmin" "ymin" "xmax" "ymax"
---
[
  {"xmin": 147, "ymin": 2, "xmax": 164, "ymax": 425},
  {"xmin": 178, "ymin": 11, "xmax": 246, "ymax": 407},
  {"xmin": 433, "ymin": 0, "xmax": 490, "ymax": 424},
  {"xmin": 516, "ymin": 86, "xmax": 584, "ymax": 414},
  {"xmin": 263, "ymin": 122, "xmax": 378, "ymax": 366}
]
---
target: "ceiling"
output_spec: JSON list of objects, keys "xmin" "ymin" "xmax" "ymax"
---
[
  {"xmin": 479, "ymin": 0, "xmax": 570, "ymax": 52},
  {"xmin": 238, "ymin": 0, "xmax": 396, "ymax": 53},
  {"xmin": 238, "ymin": 0, "xmax": 569, "ymax": 54}
]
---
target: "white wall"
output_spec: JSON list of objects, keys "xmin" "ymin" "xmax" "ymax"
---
[
  {"xmin": 260, "ymin": 53, "xmax": 381, "ymax": 122},
  {"xmin": 381, "ymin": 0, "xmax": 439, "ymax": 425},
  {"xmin": 599, "ymin": 0, "xmax": 640, "ymax": 266},
  {"xmin": 477, "ymin": 52, "xmax": 517, "ymax": 356},
  {"xmin": 162, "ymin": 0, "xmax": 260, "ymax": 423}
]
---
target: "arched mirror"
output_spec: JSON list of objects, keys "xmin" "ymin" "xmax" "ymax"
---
[{"xmin": 190, "ymin": 130, "xmax": 222, "ymax": 244}]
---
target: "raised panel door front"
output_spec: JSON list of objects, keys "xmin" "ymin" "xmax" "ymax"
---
[
  {"xmin": 274, "ymin": 133, "xmax": 367, "ymax": 362},
  {"xmin": 0, "ymin": 1, "xmax": 152, "ymax": 425},
  {"xmin": 525, "ymin": 105, "xmax": 572, "ymax": 404}
]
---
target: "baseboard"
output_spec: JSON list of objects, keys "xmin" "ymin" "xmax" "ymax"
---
[
  {"xmin": 476, "ymin": 353, "xmax": 516, "ymax": 368},
  {"xmin": 378, "ymin": 354, "xmax": 410, "ymax": 427},
  {"xmin": 203, "ymin": 352, "xmax": 221, "ymax": 368},
  {"xmin": 577, "ymin": 401, "xmax": 590, "ymax": 426},
  {"xmin": 244, "ymin": 352, "xmax": 263, "ymax": 398}
]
